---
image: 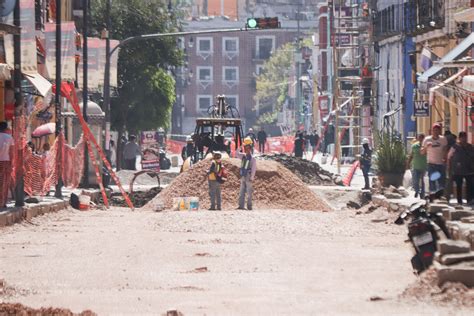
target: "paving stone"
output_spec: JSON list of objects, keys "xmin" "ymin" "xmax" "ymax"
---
[
  {"xmin": 448, "ymin": 210, "xmax": 474, "ymax": 221},
  {"xmin": 0, "ymin": 213, "xmax": 7, "ymax": 227},
  {"xmin": 384, "ymin": 192, "xmax": 403, "ymax": 199},
  {"xmin": 461, "ymin": 216, "xmax": 474, "ymax": 224},
  {"xmin": 437, "ymin": 240, "xmax": 470, "ymax": 255},
  {"xmin": 435, "ymin": 261, "xmax": 474, "ymax": 287},
  {"xmin": 440, "ymin": 252, "xmax": 474, "ymax": 265},
  {"xmin": 430, "ymin": 203, "xmax": 449, "ymax": 213}
]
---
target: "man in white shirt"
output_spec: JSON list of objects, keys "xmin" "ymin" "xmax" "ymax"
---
[
  {"xmin": 0, "ymin": 121, "xmax": 14, "ymax": 208},
  {"xmin": 421, "ymin": 122, "xmax": 448, "ymax": 195}
]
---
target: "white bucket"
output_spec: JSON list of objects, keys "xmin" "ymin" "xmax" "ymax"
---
[{"xmin": 79, "ymin": 195, "xmax": 91, "ymax": 210}]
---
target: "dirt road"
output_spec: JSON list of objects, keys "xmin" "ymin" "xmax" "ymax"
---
[{"xmin": 0, "ymin": 207, "xmax": 471, "ymax": 315}]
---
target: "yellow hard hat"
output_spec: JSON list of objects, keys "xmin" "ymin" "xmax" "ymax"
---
[{"xmin": 243, "ymin": 137, "xmax": 253, "ymax": 146}]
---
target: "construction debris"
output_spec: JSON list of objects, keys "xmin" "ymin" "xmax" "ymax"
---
[
  {"xmin": 144, "ymin": 158, "xmax": 331, "ymax": 211},
  {"xmin": 0, "ymin": 303, "xmax": 96, "ymax": 316},
  {"xmin": 258, "ymin": 154, "xmax": 343, "ymax": 186},
  {"xmin": 100, "ymin": 187, "xmax": 162, "ymax": 208}
]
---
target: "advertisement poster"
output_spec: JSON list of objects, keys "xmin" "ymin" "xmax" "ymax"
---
[{"xmin": 140, "ymin": 131, "xmax": 160, "ymax": 171}]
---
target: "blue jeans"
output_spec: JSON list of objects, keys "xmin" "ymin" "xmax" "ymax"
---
[
  {"xmin": 427, "ymin": 163, "xmax": 446, "ymax": 194},
  {"xmin": 412, "ymin": 169, "xmax": 426, "ymax": 198}
]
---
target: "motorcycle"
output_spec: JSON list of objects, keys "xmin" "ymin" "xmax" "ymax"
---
[{"xmin": 395, "ymin": 197, "xmax": 451, "ymax": 273}]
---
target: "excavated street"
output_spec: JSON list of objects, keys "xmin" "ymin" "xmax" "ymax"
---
[{"xmin": 1, "ymin": 202, "xmax": 472, "ymax": 315}]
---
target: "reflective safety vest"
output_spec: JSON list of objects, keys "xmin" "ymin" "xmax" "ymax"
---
[
  {"xmin": 209, "ymin": 161, "xmax": 221, "ymax": 180},
  {"xmin": 240, "ymin": 155, "xmax": 252, "ymax": 177}
]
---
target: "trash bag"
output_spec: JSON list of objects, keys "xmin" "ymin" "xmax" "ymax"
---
[{"xmin": 70, "ymin": 193, "xmax": 80, "ymax": 210}]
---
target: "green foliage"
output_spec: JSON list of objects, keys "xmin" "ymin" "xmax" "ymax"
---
[
  {"xmin": 90, "ymin": 0, "xmax": 182, "ymax": 133},
  {"xmin": 374, "ymin": 132, "xmax": 407, "ymax": 174}
]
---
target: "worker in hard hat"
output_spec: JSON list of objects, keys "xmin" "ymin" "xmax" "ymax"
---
[
  {"xmin": 245, "ymin": 128, "xmax": 256, "ymax": 153},
  {"xmin": 181, "ymin": 135, "xmax": 195, "ymax": 163},
  {"xmin": 208, "ymin": 151, "xmax": 224, "ymax": 210},
  {"xmin": 360, "ymin": 138, "xmax": 372, "ymax": 190},
  {"xmin": 236, "ymin": 139, "xmax": 257, "ymax": 210}
]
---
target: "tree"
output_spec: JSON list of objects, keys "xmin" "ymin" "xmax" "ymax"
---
[
  {"xmin": 254, "ymin": 42, "xmax": 293, "ymax": 125},
  {"xmin": 90, "ymin": 0, "xmax": 182, "ymax": 134}
]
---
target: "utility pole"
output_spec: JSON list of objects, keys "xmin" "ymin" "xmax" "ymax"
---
[
  {"xmin": 13, "ymin": 0, "xmax": 24, "ymax": 207},
  {"xmin": 295, "ymin": 0, "xmax": 302, "ymax": 131},
  {"xmin": 54, "ymin": 0, "xmax": 63, "ymax": 198},
  {"xmin": 82, "ymin": 0, "xmax": 89, "ymax": 187},
  {"xmin": 103, "ymin": 0, "xmax": 111, "ymax": 157}
]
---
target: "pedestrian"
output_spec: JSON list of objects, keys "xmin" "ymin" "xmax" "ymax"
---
[
  {"xmin": 257, "ymin": 127, "xmax": 267, "ymax": 153},
  {"xmin": 360, "ymin": 138, "xmax": 372, "ymax": 190},
  {"xmin": 447, "ymin": 132, "xmax": 474, "ymax": 205},
  {"xmin": 109, "ymin": 140, "xmax": 117, "ymax": 169},
  {"xmin": 421, "ymin": 123, "xmax": 448, "ymax": 197},
  {"xmin": 237, "ymin": 139, "xmax": 257, "ymax": 210},
  {"xmin": 181, "ymin": 135, "xmax": 195, "ymax": 162},
  {"xmin": 294, "ymin": 132, "xmax": 305, "ymax": 158},
  {"xmin": 123, "ymin": 135, "xmax": 141, "ymax": 170},
  {"xmin": 444, "ymin": 130, "xmax": 457, "ymax": 201},
  {"xmin": 421, "ymin": 123, "xmax": 448, "ymax": 198},
  {"xmin": 208, "ymin": 151, "xmax": 225, "ymax": 210},
  {"xmin": 311, "ymin": 130, "xmax": 320, "ymax": 161},
  {"xmin": 407, "ymin": 134, "xmax": 427, "ymax": 199},
  {"xmin": 246, "ymin": 128, "xmax": 256, "ymax": 153},
  {"xmin": 0, "ymin": 121, "xmax": 14, "ymax": 208}
]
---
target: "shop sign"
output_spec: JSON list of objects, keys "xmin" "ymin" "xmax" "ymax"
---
[{"xmin": 414, "ymin": 100, "xmax": 430, "ymax": 117}]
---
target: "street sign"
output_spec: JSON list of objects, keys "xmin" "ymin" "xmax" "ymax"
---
[{"xmin": 414, "ymin": 100, "xmax": 430, "ymax": 117}]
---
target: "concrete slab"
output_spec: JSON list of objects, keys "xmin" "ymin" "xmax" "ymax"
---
[
  {"xmin": 437, "ymin": 240, "xmax": 471, "ymax": 255},
  {"xmin": 435, "ymin": 261, "xmax": 474, "ymax": 287}
]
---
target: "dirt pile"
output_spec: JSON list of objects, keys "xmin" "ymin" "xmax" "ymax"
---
[
  {"xmin": 258, "ymin": 154, "xmax": 343, "ymax": 186},
  {"xmin": 0, "ymin": 303, "xmax": 96, "ymax": 316},
  {"xmin": 401, "ymin": 268, "xmax": 474, "ymax": 307},
  {"xmin": 144, "ymin": 158, "xmax": 331, "ymax": 211}
]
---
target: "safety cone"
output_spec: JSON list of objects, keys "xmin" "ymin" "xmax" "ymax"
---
[{"xmin": 342, "ymin": 161, "xmax": 360, "ymax": 186}]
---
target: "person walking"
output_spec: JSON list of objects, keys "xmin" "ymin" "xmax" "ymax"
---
[
  {"xmin": 407, "ymin": 134, "xmax": 427, "ymax": 199},
  {"xmin": 237, "ymin": 139, "xmax": 257, "ymax": 210},
  {"xmin": 421, "ymin": 123, "xmax": 448, "ymax": 197},
  {"xmin": 294, "ymin": 132, "xmax": 305, "ymax": 158},
  {"xmin": 109, "ymin": 140, "xmax": 117, "ymax": 169},
  {"xmin": 0, "ymin": 121, "xmax": 14, "ymax": 208},
  {"xmin": 360, "ymin": 138, "xmax": 372, "ymax": 190},
  {"xmin": 257, "ymin": 127, "xmax": 267, "ymax": 154},
  {"xmin": 181, "ymin": 135, "xmax": 195, "ymax": 162},
  {"xmin": 208, "ymin": 151, "xmax": 223, "ymax": 210},
  {"xmin": 123, "ymin": 135, "xmax": 141, "ymax": 170},
  {"xmin": 447, "ymin": 132, "xmax": 474, "ymax": 205},
  {"xmin": 311, "ymin": 130, "xmax": 320, "ymax": 161}
]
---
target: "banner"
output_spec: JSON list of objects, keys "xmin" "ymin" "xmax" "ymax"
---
[
  {"xmin": 77, "ymin": 38, "xmax": 100, "ymax": 91},
  {"xmin": 44, "ymin": 22, "xmax": 76, "ymax": 80},
  {"xmin": 140, "ymin": 131, "xmax": 160, "ymax": 171}
]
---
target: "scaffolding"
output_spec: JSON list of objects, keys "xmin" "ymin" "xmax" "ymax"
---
[{"xmin": 328, "ymin": 0, "xmax": 375, "ymax": 174}]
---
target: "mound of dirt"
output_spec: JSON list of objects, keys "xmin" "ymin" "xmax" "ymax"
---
[
  {"xmin": 258, "ymin": 154, "xmax": 343, "ymax": 186},
  {"xmin": 144, "ymin": 158, "xmax": 331, "ymax": 211},
  {"xmin": 0, "ymin": 303, "xmax": 96, "ymax": 316},
  {"xmin": 401, "ymin": 268, "xmax": 474, "ymax": 307}
]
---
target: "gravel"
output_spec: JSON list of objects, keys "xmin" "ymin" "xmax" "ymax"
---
[
  {"xmin": 258, "ymin": 154, "xmax": 343, "ymax": 186},
  {"xmin": 144, "ymin": 158, "xmax": 331, "ymax": 211},
  {"xmin": 0, "ymin": 303, "xmax": 96, "ymax": 316}
]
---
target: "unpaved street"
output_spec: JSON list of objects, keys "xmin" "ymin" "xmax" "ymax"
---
[{"xmin": 0, "ymin": 207, "xmax": 471, "ymax": 315}]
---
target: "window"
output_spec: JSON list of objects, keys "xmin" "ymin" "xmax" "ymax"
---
[
  {"xmin": 225, "ymin": 95, "xmax": 239, "ymax": 110},
  {"xmin": 223, "ymin": 37, "xmax": 239, "ymax": 58},
  {"xmin": 197, "ymin": 95, "xmax": 212, "ymax": 112},
  {"xmin": 197, "ymin": 37, "xmax": 213, "ymax": 59},
  {"xmin": 223, "ymin": 67, "xmax": 238, "ymax": 82},
  {"xmin": 197, "ymin": 66, "xmax": 213, "ymax": 81},
  {"xmin": 256, "ymin": 36, "xmax": 275, "ymax": 59}
]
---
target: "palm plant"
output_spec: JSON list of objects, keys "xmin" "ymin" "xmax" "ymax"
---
[{"xmin": 374, "ymin": 131, "xmax": 406, "ymax": 175}]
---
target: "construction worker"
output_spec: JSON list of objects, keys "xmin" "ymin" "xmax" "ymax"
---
[
  {"xmin": 237, "ymin": 138, "xmax": 257, "ymax": 210},
  {"xmin": 360, "ymin": 138, "xmax": 372, "ymax": 190},
  {"xmin": 294, "ymin": 132, "xmax": 305, "ymax": 158},
  {"xmin": 181, "ymin": 135, "xmax": 195, "ymax": 162},
  {"xmin": 208, "ymin": 151, "xmax": 223, "ymax": 210}
]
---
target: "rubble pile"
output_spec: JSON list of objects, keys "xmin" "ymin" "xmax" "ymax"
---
[
  {"xmin": 258, "ymin": 154, "xmax": 343, "ymax": 186},
  {"xmin": 401, "ymin": 268, "xmax": 474, "ymax": 307},
  {"xmin": 144, "ymin": 158, "xmax": 331, "ymax": 211},
  {"xmin": 0, "ymin": 303, "xmax": 96, "ymax": 316}
]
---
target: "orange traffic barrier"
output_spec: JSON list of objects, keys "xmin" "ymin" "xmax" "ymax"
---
[{"xmin": 342, "ymin": 161, "xmax": 360, "ymax": 186}]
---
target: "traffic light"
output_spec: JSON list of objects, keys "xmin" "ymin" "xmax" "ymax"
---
[{"xmin": 246, "ymin": 17, "xmax": 280, "ymax": 30}]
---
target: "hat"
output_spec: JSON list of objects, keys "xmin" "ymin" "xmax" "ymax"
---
[
  {"xmin": 432, "ymin": 122, "xmax": 442, "ymax": 129},
  {"xmin": 213, "ymin": 151, "xmax": 222, "ymax": 158},
  {"xmin": 186, "ymin": 136, "xmax": 193, "ymax": 142},
  {"xmin": 243, "ymin": 137, "xmax": 253, "ymax": 146},
  {"xmin": 362, "ymin": 138, "xmax": 369, "ymax": 145}
]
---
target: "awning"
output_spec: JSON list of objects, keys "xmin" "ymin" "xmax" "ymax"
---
[
  {"xmin": 24, "ymin": 73, "xmax": 52, "ymax": 97},
  {"xmin": 419, "ymin": 33, "xmax": 474, "ymax": 85},
  {"xmin": 429, "ymin": 67, "xmax": 468, "ymax": 105},
  {"xmin": 454, "ymin": 8, "xmax": 474, "ymax": 22}
]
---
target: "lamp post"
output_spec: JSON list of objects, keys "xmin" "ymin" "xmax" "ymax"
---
[
  {"xmin": 54, "ymin": 0, "xmax": 63, "ymax": 198},
  {"xmin": 81, "ymin": 0, "xmax": 89, "ymax": 187},
  {"xmin": 103, "ymin": 0, "xmax": 111, "ymax": 156}
]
